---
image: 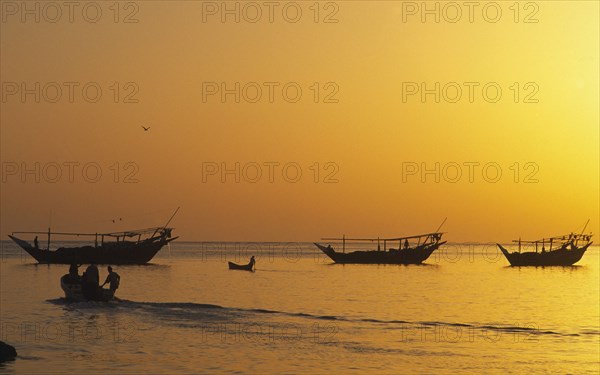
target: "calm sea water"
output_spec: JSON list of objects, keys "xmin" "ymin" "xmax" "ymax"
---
[{"xmin": 0, "ymin": 241, "xmax": 598, "ymax": 374}]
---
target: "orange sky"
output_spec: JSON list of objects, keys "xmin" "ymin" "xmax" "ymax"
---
[{"xmin": 1, "ymin": 1, "xmax": 598, "ymax": 242}]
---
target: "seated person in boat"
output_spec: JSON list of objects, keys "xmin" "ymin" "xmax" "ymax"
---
[
  {"xmin": 33, "ymin": 236, "xmax": 39, "ymax": 249},
  {"xmin": 249, "ymin": 256, "xmax": 256, "ymax": 269},
  {"xmin": 81, "ymin": 264, "xmax": 100, "ymax": 299},
  {"xmin": 86, "ymin": 264, "xmax": 99, "ymax": 284},
  {"xmin": 68, "ymin": 264, "xmax": 81, "ymax": 282},
  {"xmin": 101, "ymin": 266, "xmax": 120, "ymax": 292}
]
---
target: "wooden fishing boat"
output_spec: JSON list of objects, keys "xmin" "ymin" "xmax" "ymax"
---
[
  {"xmin": 497, "ymin": 232, "xmax": 592, "ymax": 267},
  {"xmin": 228, "ymin": 259, "xmax": 255, "ymax": 271},
  {"xmin": 9, "ymin": 209, "xmax": 179, "ymax": 265},
  {"xmin": 315, "ymin": 220, "xmax": 447, "ymax": 264},
  {"xmin": 9, "ymin": 227, "xmax": 177, "ymax": 265},
  {"xmin": 60, "ymin": 274, "xmax": 115, "ymax": 302}
]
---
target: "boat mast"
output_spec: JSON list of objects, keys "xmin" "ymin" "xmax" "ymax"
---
[
  {"xmin": 434, "ymin": 217, "xmax": 447, "ymax": 233},
  {"xmin": 47, "ymin": 210, "xmax": 52, "ymax": 250},
  {"xmin": 343, "ymin": 234, "xmax": 345, "ymax": 253},
  {"xmin": 576, "ymin": 219, "xmax": 590, "ymax": 246},
  {"xmin": 151, "ymin": 206, "xmax": 180, "ymax": 238}
]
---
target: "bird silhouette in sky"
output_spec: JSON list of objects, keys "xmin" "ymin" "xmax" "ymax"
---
[{"xmin": 141, "ymin": 126, "xmax": 150, "ymax": 132}]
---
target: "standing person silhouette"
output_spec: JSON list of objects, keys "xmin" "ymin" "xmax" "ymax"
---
[{"xmin": 101, "ymin": 266, "xmax": 120, "ymax": 292}]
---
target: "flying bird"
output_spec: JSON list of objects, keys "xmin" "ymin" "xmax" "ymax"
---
[{"xmin": 141, "ymin": 126, "xmax": 150, "ymax": 131}]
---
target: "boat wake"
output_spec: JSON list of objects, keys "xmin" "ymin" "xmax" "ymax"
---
[{"xmin": 46, "ymin": 298, "xmax": 599, "ymax": 338}]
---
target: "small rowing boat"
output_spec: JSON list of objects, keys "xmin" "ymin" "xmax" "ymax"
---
[{"xmin": 228, "ymin": 257, "xmax": 255, "ymax": 271}]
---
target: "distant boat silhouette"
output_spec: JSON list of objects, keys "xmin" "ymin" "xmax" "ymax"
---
[
  {"xmin": 316, "ymin": 220, "xmax": 447, "ymax": 265},
  {"xmin": 315, "ymin": 225, "xmax": 448, "ymax": 265},
  {"xmin": 497, "ymin": 232, "xmax": 592, "ymax": 266},
  {"xmin": 9, "ymin": 208, "xmax": 179, "ymax": 265},
  {"xmin": 228, "ymin": 257, "xmax": 255, "ymax": 271}
]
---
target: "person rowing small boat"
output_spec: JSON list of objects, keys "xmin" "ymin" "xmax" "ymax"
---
[{"xmin": 228, "ymin": 256, "xmax": 255, "ymax": 271}]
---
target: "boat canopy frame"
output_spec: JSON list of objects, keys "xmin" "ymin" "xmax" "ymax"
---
[
  {"xmin": 11, "ymin": 207, "xmax": 180, "ymax": 250},
  {"xmin": 322, "ymin": 232, "xmax": 446, "ymax": 252},
  {"xmin": 511, "ymin": 232, "xmax": 593, "ymax": 253},
  {"xmin": 11, "ymin": 227, "xmax": 175, "ymax": 250}
]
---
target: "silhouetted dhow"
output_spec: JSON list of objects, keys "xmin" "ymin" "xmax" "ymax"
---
[
  {"xmin": 315, "ymin": 232, "xmax": 446, "ymax": 264},
  {"xmin": 9, "ymin": 227, "xmax": 177, "ymax": 265},
  {"xmin": 9, "ymin": 208, "xmax": 179, "ymax": 265},
  {"xmin": 497, "ymin": 232, "xmax": 593, "ymax": 266}
]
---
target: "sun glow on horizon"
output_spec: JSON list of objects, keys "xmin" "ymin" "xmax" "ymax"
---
[{"xmin": 1, "ymin": 1, "xmax": 598, "ymax": 242}]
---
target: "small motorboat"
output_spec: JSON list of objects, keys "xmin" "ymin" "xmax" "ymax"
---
[
  {"xmin": 228, "ymin": 259, "xmax": 255, "ymax": 271},
  {"xmin": 60, "ymin": 274, "xmax": 115, "ymax": 301}
]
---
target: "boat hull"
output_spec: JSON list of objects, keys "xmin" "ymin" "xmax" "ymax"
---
[
  {"xmin": 314, "ymin": 242, "xmax": 445, "ymax": 264},
  {"xmin": 60, "ymin": 274, "xmax": 114, "ymax": 302},
  {"xmin": 497, "ymin": 243, "xmax": 591, "ymax": 266},
  {"xmin": 228, "ymin": 261, "xmax": 254, "ymax": 271},
  {"xmin": 9, "ymin": 235, "xmax": 177, "ymax": 265}
]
